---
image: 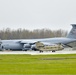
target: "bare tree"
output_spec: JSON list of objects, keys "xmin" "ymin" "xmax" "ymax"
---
[{"xmin": 0, "ymin": 28, "xmax": 67, "ymax": 39}]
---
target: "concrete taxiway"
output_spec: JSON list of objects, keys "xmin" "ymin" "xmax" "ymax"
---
[{"xmin": 0, "ymin": 48, "xmax": 76, "ymax": 55}]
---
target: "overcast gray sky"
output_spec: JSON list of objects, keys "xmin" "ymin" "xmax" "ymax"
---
[{"xmin": 0, "ymin": 0, "xmax": 76, "ymax": 31}]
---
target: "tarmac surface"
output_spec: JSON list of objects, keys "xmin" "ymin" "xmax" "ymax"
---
[{"xmin": 0, "ymin": 48, "xmax": 76, "ymax": 55}]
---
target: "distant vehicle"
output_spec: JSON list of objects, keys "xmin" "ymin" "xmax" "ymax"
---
[{"xmin": 0, "ymin": 24, "xmax": 76, "ymax": 52}]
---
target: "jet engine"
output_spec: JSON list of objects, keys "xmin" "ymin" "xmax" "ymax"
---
[
  {"xmin": 31, "ymin": 44, "xmax": 38, "ymax": 50},
  {"xmin": 22, "ymin": 44, "xmax": 31, "ymax": 50}
]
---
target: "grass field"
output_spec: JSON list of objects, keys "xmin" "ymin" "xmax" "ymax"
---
[{"xmin": 0, "ymin": 54, "xmax": 76, "ymax": 75}]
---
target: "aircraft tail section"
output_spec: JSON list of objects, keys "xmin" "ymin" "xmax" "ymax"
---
[{"xmin": 67, "ymin": 24, "xmax": 76, "ymax": 39}]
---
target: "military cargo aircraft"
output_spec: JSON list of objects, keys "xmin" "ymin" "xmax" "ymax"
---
[{"xmin": 0, "ymin": 24, "xmax": 76, "ymax": 52}]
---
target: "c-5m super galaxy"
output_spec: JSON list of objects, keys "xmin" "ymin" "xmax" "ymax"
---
[{"xmin": 0, "ymin": 24, "xmax": 76, "ymax": 52}]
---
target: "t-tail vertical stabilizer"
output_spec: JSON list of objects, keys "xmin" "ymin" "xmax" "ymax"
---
[{"xmin": 67, "ymin": 24, "xmax": 76, "ymax": 39}]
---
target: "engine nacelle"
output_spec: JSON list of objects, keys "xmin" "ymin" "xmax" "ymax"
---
[
  {"xmin": 31, "ymin": 44, "xmax": 38, "ymax": 51},
  {"xmin": 23, "ymin": 44, "xmax": 31, "ymax": 48},
  {"xmin": 22, "ymin": 44, "xmax": 31, "ymax": 50},
  {"xmin": 31, "ymin": 44, "xmax": 37, "ymax": 50}
]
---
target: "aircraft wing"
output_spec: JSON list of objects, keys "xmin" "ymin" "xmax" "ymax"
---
[{"xmin": 19, "ymin": 40, "xmax": 38, "ymax": 44}]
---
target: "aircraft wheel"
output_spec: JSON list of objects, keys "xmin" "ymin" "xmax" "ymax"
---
[
  {"xmin": 24, "ymin": 50, "xmax": 27, "ymax": 51},
  {"xmin": 40, "ymin": 50, "xmax": 43, "ymax": 53},
  {"xmin": 52, "ymin": 50, "xmax": 55, "ymax": 52}
]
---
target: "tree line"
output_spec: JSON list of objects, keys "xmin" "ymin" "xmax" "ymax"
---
[{"xmin": 0, "ymin": 28, "xmax": 67, "ymax": 40}]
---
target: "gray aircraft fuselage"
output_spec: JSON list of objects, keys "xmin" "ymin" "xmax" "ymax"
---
[{"xmin": 1, "ymin": 37, "xmax": 76, "ymax": 50}]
